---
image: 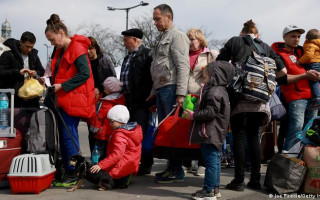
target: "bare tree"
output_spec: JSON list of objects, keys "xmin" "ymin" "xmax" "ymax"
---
[
  {"xmin": 73, "ymin": 23, "xmax": 125, "ymax": 67},
  {"xmin": 131, "ymin": 13, "xmax": 160, "ymax": 49}
]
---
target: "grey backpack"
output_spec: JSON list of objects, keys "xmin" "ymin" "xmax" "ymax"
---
[{"xmin": 26, "ymin": 108, "xmax": 59, "ymax": 163}]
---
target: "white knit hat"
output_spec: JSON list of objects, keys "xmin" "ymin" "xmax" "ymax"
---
[
  {"xmin": 107, "ymin": 105, "xmax": 130, "ymax": 124},
  {"xmin": 103, "ymin": 77, "xmax": 123, "ymax": 93}
]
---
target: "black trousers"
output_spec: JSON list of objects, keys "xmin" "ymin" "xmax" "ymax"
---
[{"xmin": 230, "ymin": 112, "xmax": 264, "ymax": 182}]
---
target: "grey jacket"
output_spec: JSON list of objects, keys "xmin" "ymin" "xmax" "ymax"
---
[
  {"xmin": 151, "ymin": 26, "xmax": 190, "ymax": 96},
  {"xmin": 190, "ymin": 61, "xmax": 234, "ymax": 150}
]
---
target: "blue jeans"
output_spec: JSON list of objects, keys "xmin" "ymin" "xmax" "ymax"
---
[
  {"xmin": 201, "ymin": 144, "xmax": 221, "ymax": 192},
  {"xmin": 59, "ymin": 109, "xmax": 80, "ymax": 170},
  {"xmin": 156, "ymin": 85, "xmax": 183, "ymax": 172},
  {"xmin": 284, "ymin": 99, "xmax": 318, "ymax": 151},
  {"xmin": 305, "ymin": 63, "xmax": 320, "ymax": 97}
]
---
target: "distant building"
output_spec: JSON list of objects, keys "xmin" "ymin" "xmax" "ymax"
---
[{"xmin": 1, "ymin": 18, "xmax": 11, "ymax": 40}]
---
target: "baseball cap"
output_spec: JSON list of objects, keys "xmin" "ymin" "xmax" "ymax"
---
[{"xmin": 282, "ymin": 24, "xmax": 305, "ymax": 35}]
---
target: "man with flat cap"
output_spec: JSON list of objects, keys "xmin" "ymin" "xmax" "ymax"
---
[{"xmin": 120, "ymin": 28, "xmax": 154, "ymax": 175}]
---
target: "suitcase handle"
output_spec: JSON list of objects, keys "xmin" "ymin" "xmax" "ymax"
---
[{"xmin": 0, "ymin": 89, "xmax": 15, "ymax": 135}]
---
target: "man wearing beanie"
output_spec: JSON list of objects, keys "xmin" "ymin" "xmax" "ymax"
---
[
  {"xmin": 90, "ymin": 105, "xmax": 143, "ymax": 189},
  {"xmin": 88, "ymin": 77, "xmax": 125, "ymax": 160},
  {"xmin": 120, "ymin": 28, "xmax": 154, "ymax": 175}
]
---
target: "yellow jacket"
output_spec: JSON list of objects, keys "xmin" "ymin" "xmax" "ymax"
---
[{"xmin": 299, "ymin": 39, "xmax": 320, "ymax": 64}]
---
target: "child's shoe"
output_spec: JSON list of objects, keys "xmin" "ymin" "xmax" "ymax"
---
[
  {"xmin": 191, "ymin": 188, "xmax": 216, "ymax": 200},
  {"xmin": 213, "ymin": 187, "xmax": 222, "ymax": 198}
]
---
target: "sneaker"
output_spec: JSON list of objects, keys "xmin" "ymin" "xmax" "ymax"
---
[
  {"xmin": 155, "ymin": 170, "xmax": 185, "ymax": 183},
  {"xmin": 53, "ymin": 170, "xmax": 78, "ymax": 187},
  {"xmin": 195, "ymin": 166, "xmax": 205, "ymax": 176},
  {"xmin": 247, "ymin": 180, "xmax": 261, "ymax": 190},
  {"xmin": 221, "ymin": 158, "xmax": 228, "ymax": 167},
  {"xmin": 53, "ymin": 175, "xmax": 77, "ymax": 187},
  {"xmin": 191, "ymin": 189, "xmax": 217, "ymax": 200},
  {"xmin": 226, "ymin": 179, "xmax": 245, "ymax": 191},
  {"xmin": 227, "ymin": 159, "xmax": 235, "ymax": 168},
  {"xmin": 213, "ymin": 188, "xmax": 222, "ymax": 198},
  {"xmin": 308, "ymin": 98, "xmax": 320, "ymax": 110}
]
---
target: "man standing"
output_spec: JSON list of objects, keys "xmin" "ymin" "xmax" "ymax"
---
[
  {"xmin": 272, "ymin": 25, "xmax": 319, "ymax": 151},
  {"xmin": 120, "ymin": 28, "xmax": 154, "ymax": 175},
  {"xmin": 150, "ymin": 4, "xmax": 190, "ymax": 183},
  {"xmin": 0, "ymin": 31, "xmax": 44, "ymax": 108}
]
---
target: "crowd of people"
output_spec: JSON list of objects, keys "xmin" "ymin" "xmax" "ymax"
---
[{"xmin": 0, "ymin": 3, "xmax": 320, "ymax": 200}]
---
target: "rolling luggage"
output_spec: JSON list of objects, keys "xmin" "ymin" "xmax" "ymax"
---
[{"xmin": 0, "ymin": 89, "xmax": 20, "ymax": 187}]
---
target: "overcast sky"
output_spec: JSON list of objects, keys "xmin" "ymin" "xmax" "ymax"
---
[{"xmin": 1, "ymin": 0, "xmax": 319, "ymax": 67}]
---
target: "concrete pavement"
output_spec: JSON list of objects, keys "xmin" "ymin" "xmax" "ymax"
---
[{"xmin": 0, "ymin": 122, "xmax": 284, "ymax": 200}]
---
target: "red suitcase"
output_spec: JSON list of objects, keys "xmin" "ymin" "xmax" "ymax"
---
[
  {"xmin": 0, "ymin": 130, "xmax": 22, "ymax": 187},
  {"xmin": 0, "ymin": 89, "xmax": 22, "ymax": 188}
]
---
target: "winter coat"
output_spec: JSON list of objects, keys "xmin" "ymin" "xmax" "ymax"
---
[
  {"xmin": 0, "ymin": 38, "xmax": 44, "ymax": 107},
  {"xmin": 51, "ymin": 35, "xmax": 95, "ymax": 118},
  {"xmin": 272, "ymin": 42, "xmax": 312, "ymax": 103},
  {"xmin": 91, "ymin": 53, "xmax": 116, "ymax": 93},
  {"xmin": 190, "ymin": 61, "xmax": 234, "ymax": 150},
  {"xmin": 151, "ymin": 26, "xmax": 190, "ymax": 96},
  {"xmin": 98, "ymin": 122, "xmax": 143, "ymax": 179},
  {"xmin": 188, "ymin": 48, "xmax": 219, "ymax": 95},
  {"xmin": 121, "ymin": 45, "xmax": 153, "ymax": 109},
  {"xmin": 89, "ymin": 93, "xmax": 126, "ymax": 141},
  {"xmin": 299, "ymin": 39, "xmax": 320, "ymax": 64}
]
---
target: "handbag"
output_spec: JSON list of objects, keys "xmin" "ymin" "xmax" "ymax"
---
[
  {"xmin": 264, "ymin": 152, "xmax": 307, "ymax": 194},
  {"xmin": 269, "ymin": 87, "xmax": 286, "ymax": 121},
  {"xmin": 152, "ymin": 106, "xmax": 201, "ymax": 160},
  {"xmin": 18, "ymin": 75, "xmax": 44, "ymax": 100},
  {"xmin": 303, "ymin": 146, "xmax": 320, "ymax": 194},
  {"xmin": 142, "ymin": 112, "xmax": 157, "ymax": 155}
]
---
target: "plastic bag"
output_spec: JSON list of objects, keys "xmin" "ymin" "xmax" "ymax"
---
[{"xmin": 18, "ymin": 77, "xmax": 44, "ymax": 100}]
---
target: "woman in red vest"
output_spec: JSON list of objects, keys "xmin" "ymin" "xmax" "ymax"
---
[{"xmin": 45, "ymin": 13, "xmax": 95, "ymax": 186}]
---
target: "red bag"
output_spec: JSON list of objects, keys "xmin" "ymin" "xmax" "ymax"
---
[
  {"xmin": 152, "ymin": 106, "xmax": 201, "ymax": 160},
  {"xmin": 154, "ymin": 106, "xmax": 200, "ymax": 149}
]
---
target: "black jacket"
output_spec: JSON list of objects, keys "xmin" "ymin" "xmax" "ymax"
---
[
  {"xmin": 0, "ymin": 38, "xmax": 45, "ymax": 107},
  {"xmin": 217, "ymin": 35, "xmax": 285, "ymax": 70},
  {"xmin": 90, "ymin": 53, "xmax": 116, "ymax": 93},
  {"xmin": 121, "ymin": 45, "xmax": 153, "ymax": 110},
  {"xmin": 190, "ymin": 61, "xmax": 234, "ymax": 150}
]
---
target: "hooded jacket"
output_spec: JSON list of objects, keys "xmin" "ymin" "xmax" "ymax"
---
[
  {"xmin": 51, "ymin": 35, "xmax": 95, "ymax": 118},
  {"xmin": 299, "ymin": 39, "xmax": 320, "ymax": 64},
  {"xmin": 98, "ymin": 122, "xmax": 143, "ymax": 179},
  {"xmin": 272, "ymin": 42, "xmax": 312, "ymax": 103},
  {"xmin": 190, "ymin": 61, "xmax": 234, "ymax": 150},
  {"xmin": 0, "ymin": 38, "xmax": 44, "ymax": 107},
  {"xmin": 89, "ymin": 93, "xmax": 126, "ymax": 141}
]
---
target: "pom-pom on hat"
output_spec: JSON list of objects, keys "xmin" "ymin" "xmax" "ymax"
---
[
  {"xmin": 103, "ymin": 77, "xmax": 123, "ymax": 93},
  {"xmin": 107, "ymin": 105, "xmax": 130, "ymax": 124}
]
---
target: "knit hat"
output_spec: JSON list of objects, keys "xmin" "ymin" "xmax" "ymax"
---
[
  {"xmin": 107, "ymin": 105, "xmax": 130, "ymax": 124},
  {"xmin": 103, "ymin": 77, "xmax": 123, "ymax": 93}
]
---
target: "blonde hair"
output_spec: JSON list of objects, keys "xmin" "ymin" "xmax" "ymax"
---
[{"xmin": 187, "ymin": 28, "xmax": 208, "ymax": 48}]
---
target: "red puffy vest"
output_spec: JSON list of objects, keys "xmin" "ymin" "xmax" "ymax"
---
[
  {"xmin": 272, "ymin": 42, "xmax": 312, "ymax": 103},
  {"xmin": 51, "ymin": 35, "xmax": 95, "ymax": 119}
]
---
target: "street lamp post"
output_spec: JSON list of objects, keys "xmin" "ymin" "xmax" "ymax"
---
[
  {"xmin": 43, "ymin": 44, "xmax": 51, "ymax": 62},
  {"xmin": 107, "ymin": 1, "xmax": 149, "ymax": 30}
]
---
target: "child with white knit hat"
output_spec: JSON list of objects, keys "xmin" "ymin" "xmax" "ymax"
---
[
  {"xmin": 90, "ymin": 105, "xmax": 143, "ymax": 189},
  {"xmin": 88, "ymin": 77, "xmax": 126, "ymax": 161}
]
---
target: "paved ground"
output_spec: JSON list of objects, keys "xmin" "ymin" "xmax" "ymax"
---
[{"xmin": 0, "ymin": 122, "xmax": 302, "ymax": 200}]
